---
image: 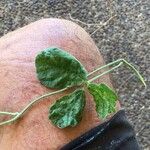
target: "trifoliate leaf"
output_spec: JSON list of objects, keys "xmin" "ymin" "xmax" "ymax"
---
[
  {"xmin": 88, "ymin": 83, "xmax": 118, "ymax": 119},
  {"xmin": 49, "ymin": 89, "xmax": 86, "ymax": 128},
  {"xmin": 35, "ymin": 47, "xmax": 87, "ymax": 89}
]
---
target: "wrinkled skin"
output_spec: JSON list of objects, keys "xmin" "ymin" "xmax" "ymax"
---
[{"xmin": 0, "ymin": 19, "xmax": 120, "ymax": 150}]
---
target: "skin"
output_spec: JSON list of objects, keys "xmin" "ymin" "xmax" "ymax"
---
[{"xmin": 0, "ymin": 19, "xmax": 120, "ymax": 150}]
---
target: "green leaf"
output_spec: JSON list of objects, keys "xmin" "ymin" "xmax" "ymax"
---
[
  {"xmin": 35, "ymin": 47, "xmax": 87, "ymax": 89},
  {"xmin": 49, "ymin": 89, "xmax": 86, "ymax": 128},
  {"xmin": 88, "ymin": 83, "xmax": 118, "ymax": 119}
]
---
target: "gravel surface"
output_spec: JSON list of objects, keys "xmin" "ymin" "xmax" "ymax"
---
[{"xmin": 0, "ymin": 0, "xmax": 149, "ymax": 149}]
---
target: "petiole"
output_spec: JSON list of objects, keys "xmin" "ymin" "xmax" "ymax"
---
[{"xmin": 88, "ymin": 59, "xmax": 146, "ymax": 87}]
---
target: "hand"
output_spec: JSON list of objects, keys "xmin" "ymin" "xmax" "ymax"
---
[{"xmin": 0, "ymin": 19, "xmax": 120, "ymax": 150}]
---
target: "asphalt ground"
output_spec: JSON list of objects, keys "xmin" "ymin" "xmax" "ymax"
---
[{"xmin": 0, "ymin": 0, "xmax": 149, "ymax": 149}]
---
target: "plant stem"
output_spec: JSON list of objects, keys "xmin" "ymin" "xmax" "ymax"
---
[
  {"xmin": 0, "ymin": 114, "xmax": 20, "ymax": 126},
  {"xmin": 0, "ymin": 59, "xmax": 146, "ymax": 126},
  {"xmin": 122, "ymin": 59, "xmax": 146, "ymax": 87},
  {"xmin": 0, "ymin": 111, "xmax": 19, "ymax": 116},
  {"xmin": 89, "ymin": 62, "xmax": 123, "ymax": 82},
  {"xmin": 88, "ymin": 59, "xmax": 146, "ymax": 87},
  {"xmin": 0, "ymin": 87, "xmax": 68, "ymax": 126},
  {"xmin": 88, "ymin": 59, "xmax": 122, "ymax": 77},
  {"xmin": 19, "ymin": 87, "xmax": 68, "ymax": 118}
]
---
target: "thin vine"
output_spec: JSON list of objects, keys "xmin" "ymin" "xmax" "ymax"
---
[{"xmin": 0, "ymin": 47, "xmax": 146, "ymax": 128}]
